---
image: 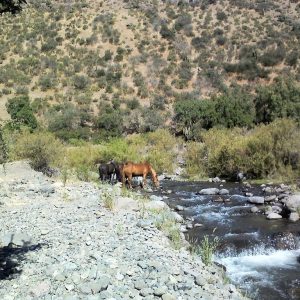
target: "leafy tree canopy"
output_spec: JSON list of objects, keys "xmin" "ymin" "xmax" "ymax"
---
[{"xmin": 0, "ymin": 0, "xmax": 27, "ymax": 14}]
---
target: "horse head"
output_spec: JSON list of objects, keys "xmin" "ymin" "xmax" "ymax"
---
[{"xmin": 149, "ymin": 166, "xmax": 159, "ymax": 187}]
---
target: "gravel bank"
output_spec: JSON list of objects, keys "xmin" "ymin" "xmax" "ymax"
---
[{"xmin": 0, "ymin": 161, "xmax": 246, "ymax": 300}]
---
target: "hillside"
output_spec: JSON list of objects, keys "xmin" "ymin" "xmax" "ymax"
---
[{"xmin": 0, "ymin": 0, "xmax": 299, "ymax": 138}]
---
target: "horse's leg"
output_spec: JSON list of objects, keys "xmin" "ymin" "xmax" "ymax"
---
[
  {"xmin": 121, "ymin": 171, "xmax": 126, "ymax": 187},
  {"xmin": 142, "ymin": 172, "xmax": 147, "ymax": 189},
  {"xmin": 128, "ymin": 174, "xmax": 133, "ymax": 189}
]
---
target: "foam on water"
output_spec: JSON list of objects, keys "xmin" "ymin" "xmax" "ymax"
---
[{"xmin": 217, "ymin": 247, "xmax": 300, "ymax": 296}]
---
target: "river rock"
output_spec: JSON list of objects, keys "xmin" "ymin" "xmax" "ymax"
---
[
  {"xmin": 145, "ymin": 200, "xmax": 168, "ymax": 211},
  {"xmin": 264, "ymin": 195, "xmax": 277, "ymax": 202},
  {"xmin": 162, "ymin": 293, "xmax": 176, "ymax": 300},
  {"xmin": 278, "ymin": 193, "xmax": 289, "ymax": 201},
  {"xmin": 248, "ymin": 196, "xmax": 264, "ymax": 204},
  {"xmin": 289, "ymin": 212, "xmax": 299, "ymax": 222},
  {"xmin": 175, "ymin": 205, "xmax": 184, "ymax": 211},
  {"xmin": 250, "ymin": 206, "xmax": 259, "ymax": 213},
  {"xmin": 285, "ymin": 194, "xmax": 300, "ymax": 212},
  {"xmin": 199, "ymin": 188, "xmax": 219, "ymax": 195},
  {"xmin": 212, "ymin": 177, "xmax": 221, "ymax": 183},
  {"xmin": 263, "ymin": 186, "xmax": 273, "ymax": 194},
  {"xmin": 245, "ymin": 192, "xmax": 253, "ymax": 197},
  {"xmin": 171, "ymin": 212, "xmax": 184, "ymax": 223},
  {"xmin": 272, "ymin": 205, "xmax": 282, "ymax": 214},
  {"xmin": 219, "ymin": 189, "xmax": 229, "ymax": 195},
  {"xmin": 266, "ymin": 212, "xmax": 282, "ymax": 220}
]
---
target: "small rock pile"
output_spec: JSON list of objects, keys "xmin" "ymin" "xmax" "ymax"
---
[{"xmin": 245, "ymin": 183, "xmax": 300, "ymax": 222}]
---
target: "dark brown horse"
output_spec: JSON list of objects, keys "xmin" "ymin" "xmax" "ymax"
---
[
  {"xmin": 121, "ymin": 162, "xmax": 159, "ymax": 189},
  {"xmin": 98, "ymin": 160, "xmax": 121, "ymax": 184}
]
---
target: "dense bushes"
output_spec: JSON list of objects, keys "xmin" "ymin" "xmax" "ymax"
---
[
  {"xmin": 173, "ymin": 79, "xmax": 300, "ymax": 140},
  {"xmin": 254, "ymin": 78, "xmax": 300, "ymax": 123},
  {"xmin": 184, "ymin": 119, "xmax": 300, "ymax": 180},
  {"xmin": 173, "ymin": 88, "xmax": 255, "ymax": 139}
]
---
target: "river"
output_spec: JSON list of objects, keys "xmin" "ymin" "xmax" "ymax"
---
[{"xmin": 152, "ymin": 180, "xmax": 300, "ymax": 300}]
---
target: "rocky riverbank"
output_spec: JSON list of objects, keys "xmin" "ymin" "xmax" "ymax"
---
[{"xmin": 0, "ymin": 161, "xmax": 246, "ymax": 300}]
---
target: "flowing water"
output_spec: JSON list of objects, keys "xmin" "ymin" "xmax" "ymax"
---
[{"xmin": 152, "ymin": 180, "xmax": 300, "ymax": 300}]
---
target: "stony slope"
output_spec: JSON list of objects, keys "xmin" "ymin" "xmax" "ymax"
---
[{"xmin": 0, "ymin": 161, "xmax": 245, "ymax": 299}]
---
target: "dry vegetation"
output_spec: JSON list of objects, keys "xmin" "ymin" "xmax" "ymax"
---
[{"xmin": 0, "ymin": 0, "xmax": 299, "ymax": 126}]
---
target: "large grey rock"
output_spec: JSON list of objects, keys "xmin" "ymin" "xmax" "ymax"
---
[
  {"xmin": 219, "ymin": 189, "xmax": 229, "ymax": 195},
  {"xmin": 289, "ymin": 212, "xmax": 299, "ymax": 222},
  {"xmin": 199, "ymin": 188, "xmax": 219, "ymax": 195},
  {"xmin": 266, "ymin": 212, "xmax": 282, "ymax": 220},
  {"xmin": 264, "ymin": 195, "xmax": 277, "ymax": 202},
  {"xmin": 171, "ymin": 212, "xmax": 184, "ymax": 223},
  {"xmin": 285, "ymin": 194, "xmax": 300, "ymax": 212},
  {"xmin": 248, "ymin": 196, "xmax": 264, "ymax": 204},
  {"xmin": 250, "ymin": 206, "xmax": 259, "ymax": 213}
]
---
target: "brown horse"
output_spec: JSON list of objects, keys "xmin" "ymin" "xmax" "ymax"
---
[{"xmin": 121, "ymin": 162, "xmax": 159, "ymax": 189}]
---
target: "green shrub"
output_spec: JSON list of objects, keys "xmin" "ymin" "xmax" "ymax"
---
[
  {"xmin": 199, "ymin": 235, "xmax": 219, "ymax": 266},
  {"xmin": 259, "ymin": 45, "xmax": 286, "ymax": 67},
  {"xmin": 6, "ymin": 95, "xmax": 38, "ymax": 130},
  {"xmin": 39, "ymin": 73, "xmax": 57, "ymax": 91},
  {"xmin": 12, "ymin": 131, "xmax": 63, "ymax": 171},
  {"xmin": 216, "ymin": 11, "xmax": 227, "ymax": 21},
  {"xmin": 0, "ymin": 125, "xmax": 8, "ymax": 165},
  {"xmin": 160, "ymin": 24, "xmax": 175, "ymax": 40},
  {"xmin": 285, "ymin": 50, "xmax": 298, "ymax": 67},
  {"xmin": 174, "ymin": 13, "xmax": 192, "ymax": 32},
  {"xmin": 73, "ymin": 75, "xmax": 90, "ymax": 90},
  {"xmin": 127, "ymin": 98, "xmax": 140, "ymax": 110}
]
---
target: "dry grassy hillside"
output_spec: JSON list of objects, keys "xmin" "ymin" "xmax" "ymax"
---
[{"xmin": 0, "ymin": 0, "xmax": 299, "ymax": 131}]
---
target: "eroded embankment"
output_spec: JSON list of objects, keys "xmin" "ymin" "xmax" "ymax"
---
[{"xmin": 0, "ymin": 161, "xmax": 246, "ymax": 300}]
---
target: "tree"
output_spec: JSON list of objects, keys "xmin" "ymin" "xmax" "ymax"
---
[
  {"xmin": 255, "ymin": 78, "xmax": 300, "ymax": 124},
  {"xmin": 173, "ymin": 98, "xmax": 216, "ymax": 140},
  {"xmin": 6, "ymin": 96, "xmax": 38, "ymax": 129},
  {"xmin": 213, "ymin": 89, "xmax": 255, "ymax": 128},
  {"xmin": 0, "ymin": 0, "xmax": 27, "ymax": 14}
]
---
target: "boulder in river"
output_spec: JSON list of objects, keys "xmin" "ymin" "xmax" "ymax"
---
[
  {"xmin": 199, "ymin": 188, "xmax": 219, "ymax": 195},
  {"xmin": 248, "ymin": 196, "xmax": 264, "ymax": 204},
  {"xmin": 219, "ymin": 189, "xmax": 229, "ymax": 195},
  {"xmin": 289, "ymin": 212, "xmax": 299, "ymax": 222},
  {"xmin": 266, "ymin": 212, "xmax": 282, "ymax": 220},
  {"xmin": 264, "ymin": 195, "xmax": 277, "ymax": 202},
  {"xmin": 250, "ymin": 206, "xmax": 259, "ymax": 213},
  {"xmin": 285, "ymin": 194, "xmax": 300, "ymax": 212}
]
